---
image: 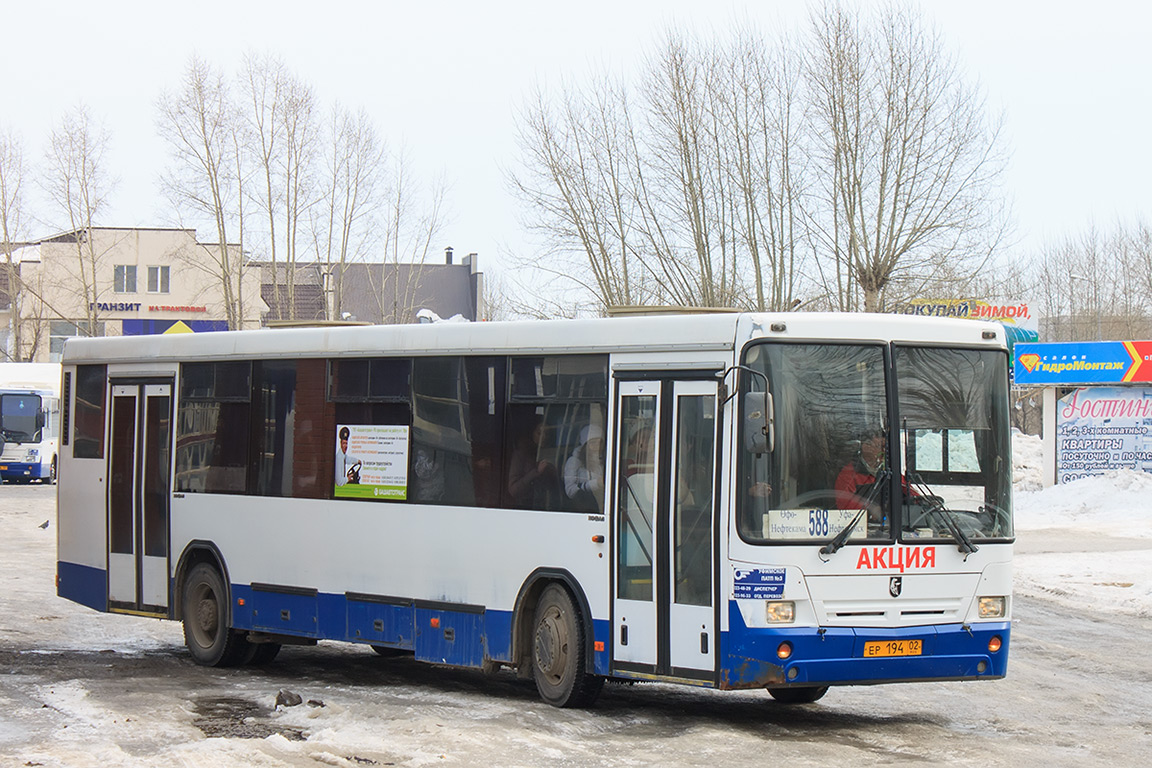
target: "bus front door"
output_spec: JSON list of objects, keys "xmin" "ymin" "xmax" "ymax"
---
[
  {"xmin": 613, "ymin": 378, "xmax": 718, "ymax": 681},
  {"xmin": 107, "ymin": 381, "xmax": 173, "ymax": 616}
]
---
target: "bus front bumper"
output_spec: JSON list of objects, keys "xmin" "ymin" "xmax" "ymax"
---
[
  {"xmin": 721, "ymin": 604, "xmax": 1010, "ymax": 689},
  {"xmin": 0, "ymin": 462, "xmax": 42, "ymax": 481}
]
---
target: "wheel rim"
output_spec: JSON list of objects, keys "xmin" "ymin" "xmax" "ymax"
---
[
  {"xmin": 188, "ymin": 582, "xmax": 220, "ymax": 649},
  {"xmin": 534, "ymin": 604, "xmax": 570, "ymax": 686}
]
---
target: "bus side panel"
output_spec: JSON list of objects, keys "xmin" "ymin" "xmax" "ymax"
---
[
  {"xmin": 345, "ymin": 597, "xmax": 415, "ymax": 648},
  {"xmin": 414, "ymin": 606, "xmax": 484, "ymax": 667},
  {"xmin": 170, "ymin": 494, "xmax": 610, "ymax": 668}
]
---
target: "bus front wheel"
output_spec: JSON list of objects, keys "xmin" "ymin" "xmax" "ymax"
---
[
  {"xmin": 181, "ymin": 563, "xmax": 250, "ymax": 667},
  {"xmin": 531, "ymin": 584, "xmax": 603, "ymax": 708}
]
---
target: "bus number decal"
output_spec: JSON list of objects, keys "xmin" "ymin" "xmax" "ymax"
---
[{"xmin": 809, "ymin": 509, "xmax": 830, "ymax": 537}]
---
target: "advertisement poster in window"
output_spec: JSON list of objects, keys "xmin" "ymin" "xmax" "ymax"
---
[{"xmin": 335, "ymin": 424, "xmax": 410, "ymax": 499}]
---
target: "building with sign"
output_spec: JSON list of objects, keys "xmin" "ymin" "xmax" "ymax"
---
[
  {"xmin": 1014, "ymin": 340, "xmax": 1152, "ymax": 486},
  {"xmin": 1, "ymin": 227, "xmax": 265, "ymax": 362},
  {"xmin": 258, "ymin": 247, "xmax": 484, "ymax": 324}
]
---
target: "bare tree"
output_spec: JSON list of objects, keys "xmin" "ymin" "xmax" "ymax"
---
[
  {"xmin": 805, "ymin": 3, "xmax": 1009, "ymax": 312},
  {"xmin": 242, "ymin": 55, "xmax": 319, "ymax": 320},
  {"xmin": 0, "ymin": 128, "xmax": 28, "ymax": 358},
  {"xmin": 715, "ymin": 24, "xmax": 811, "ymax": 310},
  {"xmin": 157, "ymin": 56, "xmax": 249, "ymax": 330},
  {"xmin": 640, "ymin": 30, "xmax": 742, "ymax": 308},
  {"xmin": 43, "ymin": 105, "xmax": 118, "ymax": 336},
  {"xmin": 1032, "ymin": 222, "xmax": 1152, "ymax": 341},
  {"xmin": 311, "ymin": 105, "xmax": 386, "ymax": 320},
  {"xmin": 512, "ymin": 76, "xmax": 655, "ymax": 313},
  {"xmin": 368, "ymin": 149, "xmax": 448, "ymax": 324},
  {"xmin": 242, "ymin": 53, "xmax": 287, "ymax": 319}
]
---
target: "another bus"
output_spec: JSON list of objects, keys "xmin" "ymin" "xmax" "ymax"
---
[
  {"xmin": 56, "ymin": 313, "xmax": 1012, "ymax": 707},
  {"xmin": 0, "ymin": 362, "xmax": 60, "ymax": 484}
]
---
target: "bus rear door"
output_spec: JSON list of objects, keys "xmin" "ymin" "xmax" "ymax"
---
[{"xmin": 107, "ymin": 380, "xmax": 173, "ymax": 616}]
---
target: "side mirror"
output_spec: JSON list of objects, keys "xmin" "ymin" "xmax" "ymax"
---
[{"xmin": 743, "ymin": 391, "xmax": 774, "ymax": 455}]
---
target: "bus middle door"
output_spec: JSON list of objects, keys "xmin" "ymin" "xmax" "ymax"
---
[{"xmin": 612, "ymin": 377, "xmax": 718, "ymax": 682}]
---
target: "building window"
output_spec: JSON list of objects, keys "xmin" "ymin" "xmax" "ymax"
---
[
  {"xmin": 114, "ymin": 265, "xmax": 137, "ymax": 293},
  {"xmin": 147, "ymin": 265, "xmax": 170, "ymax": 293},
  {"xmin": 49, "ymin": 321, "xmax": 104, "ymax": 362}
]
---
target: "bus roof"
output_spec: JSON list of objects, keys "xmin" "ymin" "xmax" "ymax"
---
[{"xmin": 59, "ymin": 312, "xmax": 1006, "ymax": 365}]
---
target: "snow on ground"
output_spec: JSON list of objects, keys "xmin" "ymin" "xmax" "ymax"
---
[
  {"xmin": 1, "ymin": 433, "xmax": 1149, "ymax": 766},
  {"xmin": 1011, "ymin": 430, "xmax": 1152, "ymax": 617}
]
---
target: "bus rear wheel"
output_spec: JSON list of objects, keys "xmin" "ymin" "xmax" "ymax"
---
[
  {"xmin": 531, "ymin": 584, "xmax": 603, "ymax": 708},
  {"xmin": 768, "ymin": 686, "xmax": 829, "ymax": 704},
  {"xmin": 181, "ymin": 563, "xmax": 250, "ymax": 667}
]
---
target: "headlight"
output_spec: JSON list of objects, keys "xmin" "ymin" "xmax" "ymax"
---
[
  {"xmin": 24, "ymin": 448, "xmax": 39, "ymax": 462},
  {"xmin": 978, "ymin": 596, "xmax": 1006, "ymax": 619},
  {"xmin": 766, "ymin": 600, "xmax": 795, "ymax": 624}
]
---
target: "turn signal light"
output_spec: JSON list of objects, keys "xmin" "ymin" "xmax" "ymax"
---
[
  {"xmin": 776, "ymin": 642, "xmax": 793, "ymax": 660},
  {"xmin": 988, "ymin": 636, "xmax": 1002, "ymax": 653}
]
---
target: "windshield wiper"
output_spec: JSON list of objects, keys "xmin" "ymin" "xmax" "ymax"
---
[
  {"xmin": 820, "ymin": 470, "xmax": 889, "ymax": 558},
  {"xmin": 909, "ymin": 473, "xmax": 979, "ymax": 555},
  {"xmin": 819, "ymin": 508, "xmax": 866, "ymax": 557}
]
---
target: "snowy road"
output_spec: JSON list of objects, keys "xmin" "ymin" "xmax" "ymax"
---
[{"xmin": 2, "ymin": 474, "xmax": 1150, "ymax": 767}]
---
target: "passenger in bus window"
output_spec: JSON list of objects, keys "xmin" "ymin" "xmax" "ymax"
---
[
  {"xmin": 413, "ymin": 446, "xmax": 446, "ymax": 501},
  {"xmin": 335, "ymin": 426, "xmax": 362, "ymax": 486},
  {"xmin": 507, "ymin": 414, "xmax": 555, "ymax": 508},
  {"xmin": 564, "ymin": 423, "xmax": 604, "ymax": 512}
]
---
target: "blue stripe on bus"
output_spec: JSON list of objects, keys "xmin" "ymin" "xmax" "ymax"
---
[
  {"xmin": 1, "ymin": 462, "xmax": 48, "ymax": 480},
  {"xmin": 721, "ymin": 601, "xmax": 1010, "ymax": 688},
  {"xmin": 64, "ymin": 569, "xmax": 610, "ymax": 673},
  {"xmin": 58, "ymin": 569, "xmax": 1006, "ymax": 686},
  {"xmin": 56, "ymin": 561, "xmax": 107, "ymax": 612},
  {"xmin": 229, "ymin": 583, "xmax": 601, "ymax": 670}
]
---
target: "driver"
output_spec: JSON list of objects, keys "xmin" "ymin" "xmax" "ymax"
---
[{"xmin": 834, "ymin": 433, "xmax": 885, "ymax": 514}]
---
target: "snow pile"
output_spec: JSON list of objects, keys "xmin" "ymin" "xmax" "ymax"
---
[
  {"xmin": 1016, "ymin": 470, "xmax": 1152, "ymax": 538},
  {"xmin": 1011, "ymin": 428, "xmax": 1045, "ymax": 492},
  {"xmin": 1011, "ymin": 430, "xmax": 1152, "ymax": 617}
]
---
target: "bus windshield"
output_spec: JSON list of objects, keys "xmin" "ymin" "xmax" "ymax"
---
[
  {"xmin": 738, "ymin": 341, "xmax": 1013, "ymax": 545},
  {"xmin": 895, "ymin": 346, "xmax": 1013, "ymax": 541},
  {"xmin": 739, "ymin": 342, "xmax": 892, "ymax": 544},
  {"xmin": 1, "ymin": 394, "xmax": 43, "ymax": 443}
]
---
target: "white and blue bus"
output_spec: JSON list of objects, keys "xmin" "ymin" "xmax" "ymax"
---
[
  {"xmin": 56, "ymin": 313, "xmax": 1012, "ymax": 706},
  {"xmin": 0, "ymin": 363, "xmax": 60, "ymax": 484}
]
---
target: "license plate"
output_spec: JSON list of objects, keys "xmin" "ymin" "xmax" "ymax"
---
[
  {"xmin": 0, "ymin": 465, "xmax": 6, "ymax": 470},
  {"xmin": 863, "ymin": 639, "xmax": 923, "ymax": 657}
]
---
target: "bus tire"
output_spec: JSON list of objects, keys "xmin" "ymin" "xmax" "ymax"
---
[
  {"xmin": 531, "ymin": 583, "xmax": 603, "ymax": 708},
  {"xmin": 768, "ymin": 686, "xmax": 829, "ymax": 704},
  {"xmin": 371, "ymin": 645, "xmax": 411, "ymax": 658},
  {"xmin": 247, "ymin": 642, "xmax": 281, "ymax": 665},
  {"xmin": 181, "ymin": 563, "xmax": 250, "ymax": 667}
]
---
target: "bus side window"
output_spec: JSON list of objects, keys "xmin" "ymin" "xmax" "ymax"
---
[{"xmin": 73, "ymin": 364, "xmax": 107, "ymax": 459}]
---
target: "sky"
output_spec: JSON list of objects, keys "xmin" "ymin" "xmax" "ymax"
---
[{"xmin": 6, "ymin": 0, "xmax": 1152, "ymax": 284}]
